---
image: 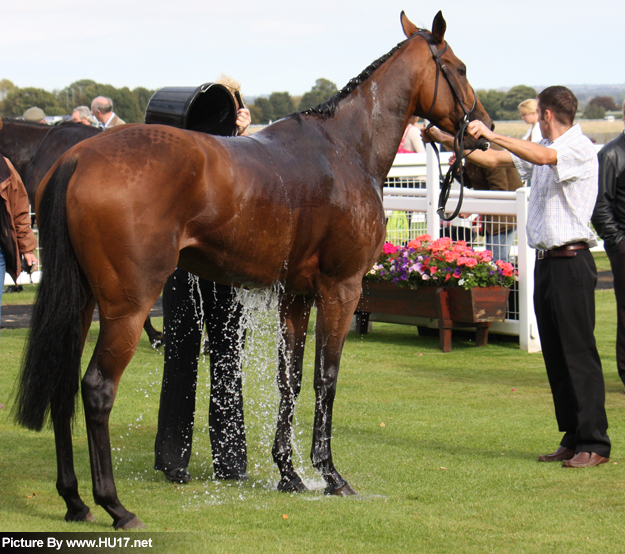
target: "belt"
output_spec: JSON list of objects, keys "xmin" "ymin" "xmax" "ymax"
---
[{"xmin": 536, "ymin": 242, "xmax": 589, "ymax": 260}]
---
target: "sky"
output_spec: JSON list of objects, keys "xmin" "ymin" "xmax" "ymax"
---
[{"xmin": 3, "ymin": 0, "xmax": 623, "ymax": 99}]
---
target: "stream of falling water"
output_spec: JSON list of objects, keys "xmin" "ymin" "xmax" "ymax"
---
[{"xmin": 113, "ymin": 280, "xmax": 327, "ymax": 509}]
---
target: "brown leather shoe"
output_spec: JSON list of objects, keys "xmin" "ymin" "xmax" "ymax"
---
[
  {"xmin": 538, "ymin": 445, "xmax": 575, "ymax": 462},
  {"xmin": 562, "ymin": 452, "xmax": 609, "ymax": 468}
]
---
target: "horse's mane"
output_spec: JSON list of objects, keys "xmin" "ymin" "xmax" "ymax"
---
[{"xmin": 298, "ymin": 39, "xmax": 409, "ymax": 121}]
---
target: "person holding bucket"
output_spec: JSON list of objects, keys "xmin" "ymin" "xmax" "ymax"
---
[{"xmin": 154, "ymin": 78, "xmax": 252, "ymax": 484}]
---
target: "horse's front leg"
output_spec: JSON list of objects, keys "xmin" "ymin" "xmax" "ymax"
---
[
  {"xmin": 312, "ymin": 281, "xmax": 360, "ymax": 496},
  {"xmin": 273, "ymin": 294, "xmax": 313, "ymax": 493},
  {"xmin": 82, "ymin": 314, "xmax": 147, "ymax": 529}
]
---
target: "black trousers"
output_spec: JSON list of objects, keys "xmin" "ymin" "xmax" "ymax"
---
[
  {"xmin": 605, "ymin": 242, "xmax": 625, "ymax": 387},
  {"xmin": 533, "ymin": 249, "xmax": 610, "ymax": 457},
  {"xmin": 154, "ymin": 268, "xmax": 247, "ymax": 478}
]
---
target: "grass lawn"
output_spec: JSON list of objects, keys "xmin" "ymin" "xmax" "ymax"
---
[{"xmin": 0, "ymin": 282, "xmax": 623, "ymax": 553}]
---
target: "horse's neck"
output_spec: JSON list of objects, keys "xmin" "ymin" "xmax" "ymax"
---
[{"xmin": 328, "ymin": 55, "xmax": 423, "ymax": 186}]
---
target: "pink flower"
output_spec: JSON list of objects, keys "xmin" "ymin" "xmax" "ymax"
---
[
  {"xmin": 477, "ymin": 250, "xmax": 493, "ymax": 262},
  {"xmin": 430, "ymin": 237, "xmax": 452, "ymax": 252},
  {"xmin": 382, "ymin": 242, "xmax": 398, "ymax": 255},
  {"xmin": 497, "ymin": 260, "xmax": 515, "ymax": 277},
  {"xmin": 457, "ymin": 257, "xmax": 478, "ymax": 267},
  {"xmin": 444, "ymin": 250, "xmax": 461, "ymax": 263}
]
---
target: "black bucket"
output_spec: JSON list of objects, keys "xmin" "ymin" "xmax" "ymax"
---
[{"xmin": 144, "ymin": 83, "xmax": 237, "ymax": 136}]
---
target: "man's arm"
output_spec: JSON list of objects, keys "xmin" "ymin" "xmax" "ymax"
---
[
  {"xmin": 421, "ymin": 125, "xmax": 514, "ymax": 169},
  {"xmin": 468, "ymin": 121, "xmax": 557, "ymax": 166},
  {"xmin": 8, "ymin": 160, "xmax": 38, "ymax": 270}
]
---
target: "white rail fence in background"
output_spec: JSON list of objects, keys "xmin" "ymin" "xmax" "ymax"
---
[{"xmin": 380, "ymin": 146, "xmax": 542, "ymax": 352}]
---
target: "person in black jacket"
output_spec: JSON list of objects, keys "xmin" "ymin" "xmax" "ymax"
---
[{"xmin": 592, "ymin": 100, "xmax": 625, "ymax": 387}]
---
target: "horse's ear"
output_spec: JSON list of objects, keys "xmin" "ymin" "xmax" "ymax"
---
[
  {"xmin": 400, "ymin": 11, "xmax": 419, "ymax": 38},
  {"xmin": 431, "ymin": 11, "xmax": 447, "ymax": 44}
]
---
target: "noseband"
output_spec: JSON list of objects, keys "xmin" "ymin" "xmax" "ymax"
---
[{"xmin": 413, "ymin": 30, "xmax": 489, "ymax": 221}]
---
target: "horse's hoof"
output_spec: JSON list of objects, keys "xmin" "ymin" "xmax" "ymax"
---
[
  {"xmin": 324, "ymin": 482, "xmax": 357, "ymax": 496},
  {"xmin": 114, "ymin": 513, "xmax": 146, "ymax": 530},
  {"xmin": 65, "ymin": 506, "xmax": 96, "ymax": 522},
  {"xmin": 277, "ymin": 474, "xmax": 308, "ymax": 493},
  {"xmin": 150, "ymin": 334, "xmax": 163, "ymax": 348}
]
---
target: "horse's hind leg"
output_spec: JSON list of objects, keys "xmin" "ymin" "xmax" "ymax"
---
[
  {"xmin": 143, "ymin": 316, "xmax": 163, "ymax": 348},
  {"xmin": 81, "ymin": 312, "xmax": 147, "ymax": 529},
  {"xmin": 312, "ymin": 281, "xmax": 360, "ymax": 496},
  {"xmin": 273, "ymin": 295, "xmax": 313, "ymax": 492},
  {"xmin": 53, "ymin": 409, "xmax": 95, "ymax": 522},
  {"xmin": 53, "ymin": 297, "xmax": 96, "ymax": 522}
]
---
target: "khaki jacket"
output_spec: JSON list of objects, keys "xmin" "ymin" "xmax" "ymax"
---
[
  {"xmin": 104, "ymin": 114, "xmax": 126, "ymax": 129},
  {"xmin": 1, "ymin": 157, "xmax": 37, "ymax": 281}
]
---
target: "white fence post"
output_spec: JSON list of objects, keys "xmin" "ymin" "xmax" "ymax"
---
[
  {"xmin": 425, "ymin": 144, "xmax": 441, "ymax": 239},
  {"xmin": 515, "ymin": 187, "xmax": 541, "ymax": 352}
]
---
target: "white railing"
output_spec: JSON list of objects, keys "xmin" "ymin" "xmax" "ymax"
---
[{"xmin": 380, "ymin": 146, "xmax": 541, "ymax": 352}]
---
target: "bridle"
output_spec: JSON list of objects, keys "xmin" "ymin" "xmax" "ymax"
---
[{"xmin": 413, "ymin": 30, "xmax": 489, "ymax": 221}]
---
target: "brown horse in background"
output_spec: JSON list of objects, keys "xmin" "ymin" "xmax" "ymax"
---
[
  {"xmin": 0, "ymin": 119, "xmax": 163, "ymax": 344},
  {"xmin": 14, "ymin": 11, "xmax": 492, "ymax": 529},
  {"xmin": 0, "ymin": 119, "xmax": 52, "ymax": 179},
  {"xmin": 23, "ymin": 122, "xmax": 102, "ymax": 207}
]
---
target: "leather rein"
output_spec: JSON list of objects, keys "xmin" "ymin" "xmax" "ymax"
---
[{"xmin": 413, "ymin": 30, "xmax": 489, "ymax": 221}]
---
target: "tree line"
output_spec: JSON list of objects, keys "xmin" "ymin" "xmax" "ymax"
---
[
  {"xmin": 0, "ymin": 79, "xmax": 153, "ymax": 123},
  {"xmin": 477, "ymin": 84, "xmax": 622, "ymax": 121},
  {"xmin": 1, "ymin": 77, "xmax": 619, "ymax": 126},
  {"xmin": 0, "ymin": 77, "xmax": 340, "ymax": 125}
]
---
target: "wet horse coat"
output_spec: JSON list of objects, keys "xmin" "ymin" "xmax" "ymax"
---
[{"xmin": 14, "ymin": 11, "xmax": 492, "ymax": 529}]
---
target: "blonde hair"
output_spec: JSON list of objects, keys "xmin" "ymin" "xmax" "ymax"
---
[
  {"xmin": 216, "ymin": 73, "xmax": 241, "ymax": 96},
  {"xmin": 518, "ymin": 99, "xmax": 537, "ymax": 115}
]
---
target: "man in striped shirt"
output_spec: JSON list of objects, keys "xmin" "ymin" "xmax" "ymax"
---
[{"xmin": 462, "ymin": 86, "xmax": 610, "ymax": 469}]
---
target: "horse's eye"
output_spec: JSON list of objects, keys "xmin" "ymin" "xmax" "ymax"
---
[{"xmin": 458, "ymin": 67, "xmax": 467, "ymax": 78}]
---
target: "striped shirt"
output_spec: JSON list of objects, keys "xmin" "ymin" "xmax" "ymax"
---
[{"xmin": 512, "ymin": 124, "xmax": 599, "ymax": 250}]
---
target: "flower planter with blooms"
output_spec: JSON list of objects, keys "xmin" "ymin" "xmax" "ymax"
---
[
  {"xmin": 365, "ymin": 235, "xmax": 517, "ymax": 290},
  {"xmin": 357, "ymin": 235, "xmax": 517, "ymax": 352}
]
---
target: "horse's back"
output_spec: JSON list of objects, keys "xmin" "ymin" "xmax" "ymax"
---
[{"xmin": 51, "ymin": 122, "xmax": 385, "ymax": 295}]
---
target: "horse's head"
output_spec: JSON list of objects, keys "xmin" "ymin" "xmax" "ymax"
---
[{"xmin": 401, "ymin": 11, "xmax": 492, "ymax": 148}]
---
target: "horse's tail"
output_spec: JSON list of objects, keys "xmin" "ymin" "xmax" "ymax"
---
[{"xmin": 13, "ymin": 157, "xmax": 85, "ymax": 431}]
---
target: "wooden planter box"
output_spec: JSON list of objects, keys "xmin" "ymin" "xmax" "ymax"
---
[{"xmin": 355, "ymin": 281, "xmax": 509, "ymax": 352}]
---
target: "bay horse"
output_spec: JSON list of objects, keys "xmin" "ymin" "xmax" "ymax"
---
[{"xmin": 14, "ymin": 10, "xmax": 492, "ymax": 529}]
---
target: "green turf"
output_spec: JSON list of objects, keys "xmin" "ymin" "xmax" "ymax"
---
[{"xmin": 0, "ymin": 287, "xmax": 623, "ymax": 553}]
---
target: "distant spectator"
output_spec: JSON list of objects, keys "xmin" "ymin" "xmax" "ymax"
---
[
  {"xmin": 518, "ymin": 99, "xmax": 543, "ymax": 142},
  {"xmin": 72, "ymin": 106, "xmax": 94, "ymax": 126},
  {"xmin": 90, "ymin": 96, "xmax": 125, "ymax": 129},
  {"xmin": 22, "ymin": 107, "xmax": 46, "ymax": 124},
  {"xmin": 398, "ymin": 116, "xmax": 425, "ymax": 153}
]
